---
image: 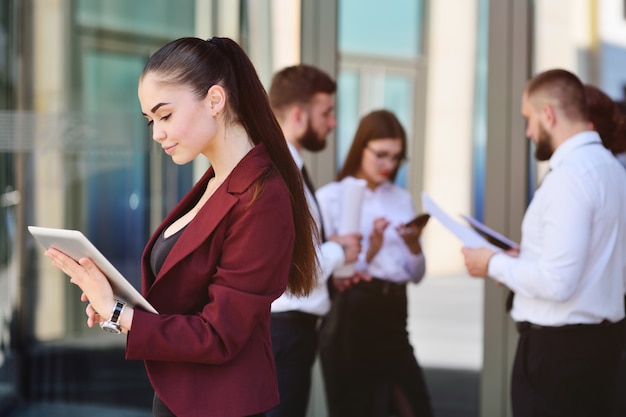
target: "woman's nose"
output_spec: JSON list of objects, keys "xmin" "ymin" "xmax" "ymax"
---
[{"xmin": 152, "ymin": 127, "xmax": 165, "ymax": 143}]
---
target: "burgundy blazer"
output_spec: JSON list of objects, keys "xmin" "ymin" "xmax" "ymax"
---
[{"xmin": 126, "ymin": 144, "xmax": 294, "ymax": 417}]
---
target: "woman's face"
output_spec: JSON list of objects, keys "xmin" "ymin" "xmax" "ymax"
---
[
  {"xmin": 356, "ymin": 137, "xmax": 404, "ymax": 189},
  {"xmin": 138, "ymin": 73, "xmax": 217, "ymax": 165}
]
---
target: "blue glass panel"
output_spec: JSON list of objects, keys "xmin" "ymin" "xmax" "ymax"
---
[
  {"xmin": 471, "ymin": 0, "xmax": 488, "ymax": 220},
  {"xmin": 81, "ymin": 51, "xmax": 149, "ymax": 289},
  {"xmin": 383, "ymin": 75, "xmax": 413, "ymax": 188},
  {"xmin": 383, "ymin": 76, "xmax": 412, "ymax": 123},
  {"xmin": 600, "ymin": 42, "xmax": 626, "ymax": 99},
  {"xmin": 76, "ymin": 0, "xmax": 195, "ymax": 38},
  {"xmin": 336, "ymin": 70, "xmax": 361, "ymax": 170},
  {"xmin": 339, "ymin": 0, "xmax": 422, "ymax": 58}
]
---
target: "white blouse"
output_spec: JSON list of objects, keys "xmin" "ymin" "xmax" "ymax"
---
[{"xmin": 316, "ymin": 178, "xmax": 426, "ymax": 284}]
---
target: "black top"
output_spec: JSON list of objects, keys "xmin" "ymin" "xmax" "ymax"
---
[{"xmin": 150, "ymin": 225, "xmax": 187, "ymax": 276}]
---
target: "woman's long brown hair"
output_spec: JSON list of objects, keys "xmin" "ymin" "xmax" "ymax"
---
[{"xmin": 141, "ymin": 37, "xmax": 318, "ymax": 296}]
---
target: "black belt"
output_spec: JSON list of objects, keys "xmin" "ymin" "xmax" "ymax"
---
[
  {"xmin": 357, "ymin": 278, "xmax": 406, "ymax": 296},
  {"xmin": 516, "ymin": 319, "xmax": 617, "ymax": 333}
]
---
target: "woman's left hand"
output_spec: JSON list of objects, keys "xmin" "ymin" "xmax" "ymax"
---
[
  {"xmin": 396, "ymin": 223, "xmax": 424, "ymax": 254},
  {"xmin": 44, "ymin": 248, "xmax": 115, "ymax": 325}
]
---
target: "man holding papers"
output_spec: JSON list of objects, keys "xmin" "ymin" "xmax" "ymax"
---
[{"xmin": 462, "ymin": 69, "xmax": 626, "ymax": 417}]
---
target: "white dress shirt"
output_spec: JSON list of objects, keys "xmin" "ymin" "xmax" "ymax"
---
[
  {"xmin": 489, "ymin": 131, "xmax": 626, "ymax": 326},
  {"xmin": 270, "ymin": 143, "xmax": 345, "ymax": 316},
  {"xmin": 616, "ymin": 152, "xmax": 626, "ymax": 170},
  {"xmin": 316, "ymin": 178, "xmax": 426, "ymax": 284}
]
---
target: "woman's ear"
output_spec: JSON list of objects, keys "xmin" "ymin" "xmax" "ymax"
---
[{"xmin": 207, "ymin": 85, "xmax": 226, "ymax": 116}]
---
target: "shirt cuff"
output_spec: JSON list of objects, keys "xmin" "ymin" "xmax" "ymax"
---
[
  {"xmin": 487, "ymin": 252, "xmax": 508, "ymax": 285},
  {"xmin": 406, "ymin": 252, "xmax": 426, "ymax": 283},
  {"xmin": 321, "ymin": 241, "xmax": 345, "ymax": 275}
]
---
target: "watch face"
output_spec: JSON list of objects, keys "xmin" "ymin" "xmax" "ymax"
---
[{"xmin": 100, "ymin": 321, "xmax": 122, "ymax": 334}]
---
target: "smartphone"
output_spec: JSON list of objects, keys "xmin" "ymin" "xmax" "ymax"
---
[{"xmin": 404, "ymin": 213, "xmax": 430, "ymax": 229}]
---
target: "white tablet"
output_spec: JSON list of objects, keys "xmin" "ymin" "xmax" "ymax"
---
[{"xmin": 28, "ymin": 226, "xmax": 158, "ymax": 314}]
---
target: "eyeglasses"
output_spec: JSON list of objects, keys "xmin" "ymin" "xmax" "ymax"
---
[{"xmin": 365, "ymin": 146, "xmax": 406, "ymax": 164}]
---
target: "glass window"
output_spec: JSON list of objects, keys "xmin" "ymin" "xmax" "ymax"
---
[
  {"xmin": 76, "ymin": 0, "xmax": 195, "ymax": 39},
  {"xmin": 337, "ymin": 1, "xmax": 424, "ymax": 189},
  {"xmin": 24, "ymin": 0, "xmax": 198, "ymax": 339},
  {"xmin": 80, "ymin": 50, "xmax": 150, "ymax": 291},
  {"xmin": 339, "ymin": 0, "xmax": 423, "ymax": 58},
  {"xmin": 0, "ymin": 0, "xmax": 20, "ymax": 395},
  {"xmin": 336, "ymin": 69, "xmax": 360, "ymax": 168}
]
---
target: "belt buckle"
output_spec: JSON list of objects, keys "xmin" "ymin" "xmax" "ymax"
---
[{"xmin": 382, "ymin": 281, "xmax": 390, "ymax": 295}]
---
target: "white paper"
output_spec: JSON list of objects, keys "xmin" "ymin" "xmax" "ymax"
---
[
  {"xmin": 421, "ymin": 192, "xmax": 503, "ymax": 252},
  {"xmin": 334, "ymin": 177, "xmax": 367, "ymax": 278},
  {"xmin": 460, "ymin": 214, "xmax": 518, "ymax": 250}
]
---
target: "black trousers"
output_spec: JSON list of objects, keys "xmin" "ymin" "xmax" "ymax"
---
[
  {"xmin": 319, "ymin": 279, "xmax": 433, "ymax": 417},
  {"xmin": 266, "ymin": 310, "xmax": 320, "ymax": 417},
  {"xmin": 512, "ymin": 319, "xmax": 625, "ymax": 417}
]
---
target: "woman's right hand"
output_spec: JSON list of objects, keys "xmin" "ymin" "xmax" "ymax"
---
[
  {"xmin": 366, "ymin": 217, "xmax": 389, "ymax": 262},
  {"xmin": 329, "ymin": 233, "xmax": 362, "ymax": 263}
]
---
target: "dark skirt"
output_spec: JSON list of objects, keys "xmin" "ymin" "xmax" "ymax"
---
[{"xmin": 319, "ymin": 278, "xmax": 433, "ymax": 417}]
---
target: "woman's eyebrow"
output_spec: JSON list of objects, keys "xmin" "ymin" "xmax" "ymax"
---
[{"xmin": 142, "ymin": 102, "xmax": 170, "ymax": 116}]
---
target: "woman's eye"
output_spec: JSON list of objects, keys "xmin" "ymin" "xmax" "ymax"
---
[{"xmin": 145, "ymin": 113, "xmax": 170, "ymax": 126}]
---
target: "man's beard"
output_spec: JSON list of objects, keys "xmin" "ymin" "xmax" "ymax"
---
[
  {"xmin": 299, "ymin": 122, "xmax": 327, "ymax": 152},
  {"xmin": 534, "ymin": 124, "xmax": 554, "ymax": 161}
]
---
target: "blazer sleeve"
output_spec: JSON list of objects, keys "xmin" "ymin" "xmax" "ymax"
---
[{"xmin": 126, "ymin": 177, "xmax": 294, "ymax": 364}]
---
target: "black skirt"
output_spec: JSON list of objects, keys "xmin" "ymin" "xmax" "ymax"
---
[{"xmin": 319, "ymin": 278, "xmax": 433, "ymax": 417}]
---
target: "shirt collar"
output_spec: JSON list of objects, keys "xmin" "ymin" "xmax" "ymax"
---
[
  {"xmin": 363, "ymin": 180, "xmax": 393, "ymax": 195},
  {"xmin": 287, "ymin": 141, "xmax": 304, "ymax": 170},
  {"xmin": 549, "ymin": 130, "xmax": 602, "ymax": 171}
]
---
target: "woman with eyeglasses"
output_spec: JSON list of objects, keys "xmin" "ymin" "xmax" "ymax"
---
[{"xmin": 316, "ymin": 109, "xmax": 433, "ymax": 417}]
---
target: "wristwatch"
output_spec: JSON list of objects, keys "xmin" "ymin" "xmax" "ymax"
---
[{"xmin": 100, "ymin": 300, "xmax": 126, "ymax": 334}]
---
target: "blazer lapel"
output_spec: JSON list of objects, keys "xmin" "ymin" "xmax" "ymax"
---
[
  {"xmin": 155, "ymin": 185, "xmax": 237, "ymax": 280},
  {"xmin": 143, "ymin": 143, "xmax": 272, "ymax": 290}
]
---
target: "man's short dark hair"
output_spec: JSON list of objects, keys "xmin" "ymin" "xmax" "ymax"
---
[
  {"xmin": 525, "ymin": 68, "xmax": 589, "ymax": 122},
  {"xmin": 268, "ymin": 64, "xmax": 337, "ymax": 114}
]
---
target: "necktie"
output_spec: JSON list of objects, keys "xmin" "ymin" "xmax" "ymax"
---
[
  {"xmin": 302, "ymin": 165, "xmax": 336, "ymax": 298},
  {"xmin": 301, "ymin": 165, "xmax": 316, "ymax": 199},
  {"xmin": 301, "ymin": 165, "xmax": 326, "ymax": 241}
]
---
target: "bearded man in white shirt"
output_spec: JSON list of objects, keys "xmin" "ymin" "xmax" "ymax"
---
[
  {"xmin": 266, "ymin": 64, "xmax": 363, "ymax": 417},
  {"xmin": 462, "ymin": 68, "xmax": 626, "ymax": 417}
]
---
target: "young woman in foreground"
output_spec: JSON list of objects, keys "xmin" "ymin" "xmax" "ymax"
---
[{"xmin": 45, "ymin": 37, "xmax": 317, "ymax": 417}]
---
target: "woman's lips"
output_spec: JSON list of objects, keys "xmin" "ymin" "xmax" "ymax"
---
[{"xmin": 163, "ymin": 144, "xmax": 177, "ymax": 154}]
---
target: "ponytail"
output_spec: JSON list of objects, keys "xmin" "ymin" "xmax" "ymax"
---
[{"xmin": 142, "ymin": 37, "xmax": 318, "ymax": 296}]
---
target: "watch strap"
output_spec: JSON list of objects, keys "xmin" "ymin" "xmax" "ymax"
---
[
  {"xmin": 109, "ymin": 300, "xmax": 126, "ymax": 324},
  {"xmin": 100, "ymin": 300, "xmax": 126, "ymax": 333}
]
